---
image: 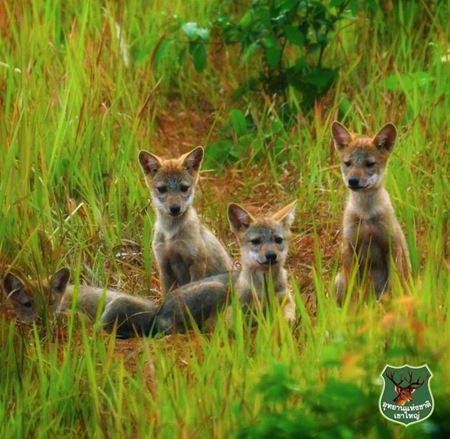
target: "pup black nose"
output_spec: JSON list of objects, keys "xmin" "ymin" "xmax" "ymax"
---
[
  {"xmin": 170, "ymin": 205, "xmax": 181, "ymax": 215},
  {"xmin": 265, "ymin": 251, "xmax": 277, "ymax": 263},
  {"xmin": 348, "ymin": 178, "xmax": 359, "ymax": 188}
]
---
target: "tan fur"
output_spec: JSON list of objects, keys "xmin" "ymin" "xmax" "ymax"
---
[
  {"xmin": 2, "ymin": 268, "xmax": 153, "ymax": 334},
  {"xmin": 58, "ymin": 285, "xmax": 130, "ymax": 320},
  {"xmin": 331, "ymin": 121, "xmax": 411, "ymax": 301},
  {"xmin": 3, "ymin": 268, "xmax": 70, "ymax": 322},
  {"xmin": 139, "ymin": 146, "xmax": 233, "ymax": 293}
]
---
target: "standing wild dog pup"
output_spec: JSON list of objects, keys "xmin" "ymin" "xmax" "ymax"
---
[
  {"xmin": 227, "ymin": 201, "xmax": 296, "ymax": 321},
  {"xmin": 138, "ymin": 146, "xmax": 233, "ymax": 293},
  {"xmin": 331, "ymin": 121, "xmax": 411, "ymax": 301}
]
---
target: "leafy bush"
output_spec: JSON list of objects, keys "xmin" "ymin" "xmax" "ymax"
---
[{"xmin": 182, "ymin": 0, "xmax": 352, "ymax": 110}]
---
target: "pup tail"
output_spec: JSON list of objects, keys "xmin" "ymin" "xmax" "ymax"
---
[{"xmin": 101, "ymin": 296, "xmax": 159, "ymax": 339}]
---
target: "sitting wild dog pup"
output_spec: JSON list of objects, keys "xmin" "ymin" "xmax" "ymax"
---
[
  {"xmin": 138, "ymin": 146, "xmax": 233, "ymax": 293},
  {"xmin": 3, "ymin": 268, "xmax": 158, "ymax": 335},
  {"xmin": 227, "ymin": 201, "xmax": 296, "ymax": 321},
  {"xmin": 331, "ymin": 121, "xmax": 411, "ymax": 302}
]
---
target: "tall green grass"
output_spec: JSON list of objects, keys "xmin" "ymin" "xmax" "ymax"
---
[{"xmin": 0, "ymin": 1, "xmax": 448, "ymax": 437}]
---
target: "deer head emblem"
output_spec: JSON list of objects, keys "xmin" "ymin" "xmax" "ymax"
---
[{"xmin": 385, "ymin": 370, "xmax": 425, "ymax": 406}]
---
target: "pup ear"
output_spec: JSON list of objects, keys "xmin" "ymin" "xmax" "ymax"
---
[
  {"xmin": 51, "ymin": 268, "xmax": 70, "ymax": 295},
  {"xmin": 271, "ymin": 201, "xmax": 297, "ymax": 227},
  {"xmin": 139, "ymin": 151, "xmax": 162, "ymax": 177},
  {"xmin": 3, "ymin": 273, "xmax": 32, "ymax": 307},
  {"xmin": 227, "ymin": 203, "xmax": 255, "ymax": 233},
  {"xmin": 373, "ymin": 123, "xmax": 396, "ymax": 152},
  {"xmin": 181, "ymin": 146, "xmax": 204, "ymax": 175},
  {"xmin": 4, "ymin": 273, "xmax": 26, "ymax": 298},
  {"xmin": 331, "ymin": 121, "xmax": 352, "ymax": 150}
]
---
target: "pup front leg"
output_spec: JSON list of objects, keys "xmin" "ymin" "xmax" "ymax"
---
[
  {"xmin": 282, "ymin": 291, "xmax": 296, "ymax": 323},
  {"xmin": 160, "ymin": 269, "xmax": 178, "ymax": 294},
  {"xmin": 392, "ymin": 236, "xmax": 411, "ymax": 284},
  {"xmin": 189, "ymin": 259, "xmax": 207, "ymax": 282},
  {"xmin": 335, "ymin": 243, "xmax": 352, "ymax": 305},
  {"xmin": 156, "ymin": 255, "xmax": 178, "ymax": 294}
]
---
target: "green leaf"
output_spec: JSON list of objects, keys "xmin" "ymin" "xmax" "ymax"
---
[
  {"xmin": 383, "ymin": 74, "xmax": 400, "ymax": 91},
  {"xmin": 302, "ymin": 68, "xmax": 337, "ymax": 90},
  {"xmin": 239, "ymin": 10, "xmax": 253, "ymax": 29},
  {"xmin": 276, "ymin": 0, "xmax": 297, "ymax": 14},
  {"xmin": 241, "ymin": 41, "xmax": 258, "ymax": 64},
  {"xmin": 284, "ymin": 26, "xmax": 304, "ymax": 46},
  {"xmin": 228, "ymin": 109, "xmax": 248, "ymax": 137},
  {"xmin": 262, "ymin": 37, "xmax": 282, "ymax": 69},
  {"xmin": 189, "ymin": 42, "xmax": 207, "ymax": 72},
  {"xmin": 152, "ymin": 39, "xmax": 172, "ymax": 69},
  {"xmin": 182, "ymin": 22, "xmax": 209, "ymax": 41}
]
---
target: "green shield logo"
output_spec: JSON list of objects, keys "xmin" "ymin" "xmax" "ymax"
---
[{"xmin": 379, "ymin": 364, "xmax": 434, "ymax": 426}]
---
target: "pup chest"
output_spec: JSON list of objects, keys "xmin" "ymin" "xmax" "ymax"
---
[
  {"xmin": 348, "ymin": 217, "xmax": 390, "ymax": 255},
  {"xmin": 154, "ymin": 231, "xmax": 201, "ymax": 260},
  {"xmin": 242, "ymin": 275, "xmax": 285, "ymax": 302}
]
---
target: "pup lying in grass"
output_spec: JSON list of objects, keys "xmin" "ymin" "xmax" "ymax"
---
[
  {"xmin": 331, "ymin": 121, "xmax": 411, "ymax": 302},
  {"xmin": 102, "ymin": 200, "xmax": 297, "ymax": 338},
  {"xmin": 138, "ymin": 146, "xmax": 233, "ymax": 293},
  {"xmin": 2, "ymin": 269, "xmax": 157, "ymax": 336}
]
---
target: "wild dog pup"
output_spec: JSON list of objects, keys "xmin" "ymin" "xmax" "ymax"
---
[
  {"xmin": 3, "ymin": 268, "xmax": 71, "ymax": 322},
  {"xmin": 331, "ymin": 121, "xmax": 411, "ymax": 301},
  {"xmin": 101, "ymin": 272, "xmax": 236, "ymax": 338},
  {"xmin": 138, "ymin": 146, "xmax": 233, "ymax": 293},
  {"xmin": 227, "ymin": 201, "xmax": 297, "ymax": 321},
  {"xmin": 3, "ymin": 268, "xmax": 158, "ymax": 335}
]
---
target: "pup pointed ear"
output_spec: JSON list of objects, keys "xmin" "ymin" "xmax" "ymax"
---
[
  {"xmin": 4, "ymin": 273, "xmax": 26, "ymax": 298},
  {"xmin": 272, "ymin": 201, "xmax": 297, "ymax": 227},
  {"xmin": 228, "ymin": 203, "xmax": 254, "ymax": 233},
  {"xmin": 3, "ymin": 273, "xmax": 32, "ymax": 307},
  {"xmin": 182, "ymin": 146, "xmax": 204, "ymax": 175},
  {"xmin": 331, "ymin": 121, "xmax": 352, "ymax": 150},
  {"xmin": 139, "ymin": 151, "xmax": 162, "ymax": 177},
  {"xmin": 51, "ymin": 268, "xmax": 70, "ymax": 295},
  {"xmin": 373, "ymin": 123, "xmax": 396, "ymax": 152}
]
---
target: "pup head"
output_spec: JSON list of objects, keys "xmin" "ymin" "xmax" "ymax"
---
[
  {"xmin": 228, "ymin": 201, "xmax": 296, "ymax": 270},
  {"xmin": 331, "ymin": 122, "xmax": 397, "ymax": 191},
  {"xmin": 138, "ymin": 146, "xmax": 204, "ymax": 217},
  {"xmin": 3, "ymin": 268, "xmax": 70, "ymax": 322}
]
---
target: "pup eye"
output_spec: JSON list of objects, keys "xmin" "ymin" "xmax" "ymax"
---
[
  {"xmin": 344, "ymin": 161, "xmax": 352, "ymax": 167},
  {"xmin": 275, "ymin": 237, "xmax": 283, "ymax": 244},
  {"xmin": 180, "ymin": 185, "xmax": 190, "ymax": 193},
  {"xmin": 157, "ymin": 186, "xmax": 167, "ymax": 194},
  {"xmin": 366, "ymin": 161, "xmax": 376, "ymax": 168},
  {"xmin": 250, "ymin": 238, "xmax": 261, "ymax": 246},
  {"xmin": 23, "ymin": 301, "xmax": 33, "ymax": 308}
]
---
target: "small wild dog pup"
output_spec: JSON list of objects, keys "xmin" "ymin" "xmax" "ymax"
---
[
  {"xmin": 331, "ymin": 121, "xmax": 411, "ymax": 301},
  {"xmin": 138, "ymin": 146, "xmax": 233, "ymax": 293},
  {"xmin": 3, "ymin": 268, "xmax": 157, "ymax": 335},
  {"xmin": 3, "ymin": 268, "xmax": 71, "ymax": 322},
  {"xmin": 227, "ymin": 201, "xmax": 296, "ymax": 321}
]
